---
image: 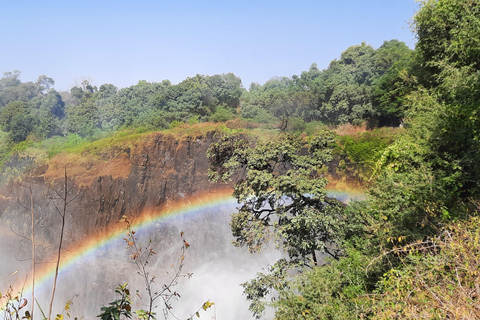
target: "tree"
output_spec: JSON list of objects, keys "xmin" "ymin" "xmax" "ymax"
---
[
  {"xmin": 207, "ymin": 130, "xmax": 347, "ymax": 316},
  {"xmin": 413, "ymin": 0, "xmax": 480, "ymax": 199},
  {"xmin": 65, "ymin": 100, "xmax": 99, "ymax": 135},
  {"xmin": 98, "ymin": 219, "xmax": 214, "ymax": 320},
  {"xmin": 8, "ymin": 114, "xmax": 38, "ymax": 142},
  {"xmin": 48, "ymin": 169, "xmax": 79, "ymax": 320},
  {"xmin": 371, "ymin": 40, "xmax": 416, "ymax": 126},
  {"xmin": 36, "ymin": 75, "xmax": 55, "ymax": 93},
  {"xmin": 40, "ymin": 90, "xmax": 65, "ymax": 119},
  {"xmin": 0, "ymin": 70, "xmax": 21, "ymax": 88},
  {"xmin": 240, "ymin": 76, "xmax": 308, "ymax": 126},
  {"xmin": 0, "ymin": 101, "xmax": 28, "ymax": 129},
  {"xmin": 206, "ymin": 73, "xmax": 243, "ymax": 108},
  {"xmin": 0, "ymin": 72, "xmax": 44, "ymax": 107},
  {"xmin": 0, "ymin": 100, "xmax": 39, "ymax": 142}
]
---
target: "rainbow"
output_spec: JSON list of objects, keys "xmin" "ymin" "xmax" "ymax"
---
[
  {"xmin": 6, "ymin": 187, "xmax": 236, "ymax": 299},
  {"xmin": 4, "ymin": 185, "xmax": 364, "ymax": 303}
]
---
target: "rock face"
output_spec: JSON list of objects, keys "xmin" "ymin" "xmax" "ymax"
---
[{"xmin": 0, "ymin": 131, "xmax": 228, "ymax": 246}]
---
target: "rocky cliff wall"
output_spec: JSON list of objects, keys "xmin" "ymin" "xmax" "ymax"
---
[{"xmin": 0, "ymin": 131, "xmax": 229, "ymax": 248}]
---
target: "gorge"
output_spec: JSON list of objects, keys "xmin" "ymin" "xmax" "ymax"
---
[{"xmin": 0, "ymin": 129, "xmax": 361, "ymax": 319}]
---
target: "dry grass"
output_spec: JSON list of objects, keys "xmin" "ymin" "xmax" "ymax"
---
[
  {"xmin": 43, "ymin": 123, "xmax": 229, "ymax": 186},
  {"xmin": 162, "ymin": 122, "xmax": 225, "ymax": 138},
  {"xmin": 45, "ymin": 152, "xmax": 131, "ymax": 187},
  {"xmin": 331, "ymin": 123, "xmax": 368, "ymax": 136},
  {"xmin": 373, "ymin": 216, "xmax": 480, "ymax": 319}
]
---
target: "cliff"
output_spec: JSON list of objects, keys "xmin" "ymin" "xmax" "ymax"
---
[{"xmin": 0, "ymin": 130, "xmax": 229, "ymax": 248}]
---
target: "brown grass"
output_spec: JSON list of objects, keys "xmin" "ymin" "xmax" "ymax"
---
[
  {"xmin": 373, "ymin": 216, "xmax": 480, "ymax": 319},
  {"xmin": 331, "ymin": 123, "xmax": 368, "ymax": 136},
  {"xmin": 45, "ymin": 152, "xmax": 131, "ymax": 187}
]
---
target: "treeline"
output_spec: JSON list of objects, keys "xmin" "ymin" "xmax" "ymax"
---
[
  {"xmin": 0, "ymin": 38, "xmax": 415, "ymax": 144},
  {"xmin": 242, "ymin": 39, "xmax": 414, "ymax": 127},
  {"xmin": 0, "ymin": 72, "xmax": 243, "ymax": 143}
]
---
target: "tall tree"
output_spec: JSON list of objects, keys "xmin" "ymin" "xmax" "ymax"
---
[
  {"xmin": 414, "ymin": 0, "xmax": 480, "ymax": 198},
  {"xmin": 208, "ymin": 130, "xmax": 347, "ymax": 316}
]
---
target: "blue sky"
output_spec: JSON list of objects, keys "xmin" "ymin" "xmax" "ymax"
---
[{"xmin": 0, "ymin": 0, "xmax": 419, "ymax": 91}]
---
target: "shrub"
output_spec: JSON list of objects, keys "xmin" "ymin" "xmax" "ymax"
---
[{"xmin": 373, "ymin": 216, "xmax": 480, "ymax": 319}]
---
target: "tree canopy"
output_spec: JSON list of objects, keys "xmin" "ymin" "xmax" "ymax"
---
[{"xmin": 207, "ymin": 131, "xmax": 350, "ymax": 316}]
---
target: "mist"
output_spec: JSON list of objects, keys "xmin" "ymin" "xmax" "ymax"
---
[{"xmin": 0, "ymin": 197, "xmax": 282, "ymax": 320}]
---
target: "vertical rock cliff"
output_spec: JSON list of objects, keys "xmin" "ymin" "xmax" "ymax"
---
[{"xmin": 0, "ymin": 131, "xmax": 229, "ymax": 247}]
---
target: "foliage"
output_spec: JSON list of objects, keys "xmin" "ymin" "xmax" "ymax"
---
[
  {"xmin": 120, "ymin": 216, "xmax": 185, "ymax": 320},
  {"xmin": 44, "ymin": 134, "xmax": 87, "ymax": 158},
  {"xmin": 0, "ymin": 285, "xmax": 30, "ymax": 320},
  {"xmin": 208, "ymin": 130, "xmax": 346, "ymax": 262},
  {"xmin": 274, "ymin": 247, "xmax": 372, "ymax": 319},
  {"xmin": 240, "ymin": 259, "xmax": 292, "ymax": 317},
  {"xmin": 185, "ymin": 301, "xmax": 215, "ymax": 320},
  {"xmin": 3, "ymin": 2, "xmax": 480, "ymax": 319},
  {"xmin": 371, "ymin": 40, "xmax": 418, "ymax": 126},
  {"xmin": 208, "ymin": 130, "xmax": 352, "ymax": 317},
  {"xmin": 209, "ymin": 105, "xmax": 234, "ymax": 123},
  {"xmin": 0, "ymin": 38, "xmax": 414, "ymax": 149},
  {"xmin": 241, "ymin": 41, "xmax": 413, "ymax": 127},
  {"xmin": 0, "ymin": 101, "xmax": 28, "ymax": 128},
  {"xmin": 7, "ymin": 114, "xmax": 38, "ymax": 143},
  {"xmin": 335, "ymin": 128, "xmax": 397, "ymax": 180},
  {"xmin": 203, "ymin": 3, "xmax": 480, "ymax": 318},
  {"xmin": 97, "ymin": 283, "xmax": 133, "ymax": 320},
  {"xmin": 372, "ymin": 216, "xmax": 480, "ymax": 319},
  {"xmin": 0, "ymin": 71, "xmax": 45, "ymax": 107},
  {"xmin": 110, "ymin": 216, "xmax": 214, "ymax": 320},
  {"xmin": 414, "ymin": 0, "xmax": 480, "ymax": 199}
]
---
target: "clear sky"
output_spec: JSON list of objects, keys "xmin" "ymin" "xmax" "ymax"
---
[{"xmin": 0, "ymin": 0, "xmax": 419, "ymax": 91}]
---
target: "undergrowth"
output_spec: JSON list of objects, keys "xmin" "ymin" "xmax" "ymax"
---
[
  {"xmin": 334, "ymin": 127, "xmax": 400, "ymax": 182},
  {"xmin": 372, "ymin": 215, "xmax": 480, "ymax": 318}
]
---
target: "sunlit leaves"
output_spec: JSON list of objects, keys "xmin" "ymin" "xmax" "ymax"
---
[{"xmin": 208, "ymin": 130, "xmax": 349, "ymax": 318}]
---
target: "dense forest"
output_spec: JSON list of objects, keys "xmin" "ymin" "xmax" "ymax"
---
[
  {"xmin": 0, "ymin": 39, "xmax": 413, "ymax": 145},
  {"xmin": 2, "ymin": 0, "xmax": 480, "ymax": 318}
]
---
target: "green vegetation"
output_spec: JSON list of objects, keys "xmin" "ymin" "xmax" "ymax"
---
[
  {"xmin": 335, "ymin": 128, "xmax": 399, "ymax": 181},
  {"xmin": 208, "ymin": 130, "xmax": 349, "ymax": 316},
  {"xmin": 206, "ymin": 0, "xmax": 480, "ymax": 318},
  {"xmin": 0, "ymin": 33, "xmax": 414, "ymax": 173}
]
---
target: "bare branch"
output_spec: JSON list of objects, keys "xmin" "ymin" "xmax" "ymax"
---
[
  {"xmin": 10, "ymin": 226, "xmax": 31, "ymax": 241},
  {"xmin": 15, "ymin": 255, "xmax": 33, "ymax": 262}
]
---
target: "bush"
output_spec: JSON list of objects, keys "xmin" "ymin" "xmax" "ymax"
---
[
  {"xmin": 210, "ymin": 105, "xmax": 234, "ymax": 123},
  {"xmin": 373, "ymin": 216, "xmax": 480, "ymax": 319},
  {"xmin": 45, "ymin": 134, "xmax": 87, "ymax": 158},
  {"xmin": 169, "ymin": 120, "xmax": 183, "ymax": 129}
]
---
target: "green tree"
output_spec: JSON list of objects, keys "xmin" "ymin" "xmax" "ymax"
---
[
  {"xmin": 208, "ymin": 131, "xmax": 347, "ymax": 316},
  {"xmin": 414, "ymin": 0, "xmax": 480, "ymax": 199},
  {"xmin": 36, "ymin": 75, "xmax": 55, "ymax": 93},
  {"xmin": 371, "ymin": 40, "xmax": 416, "ymax": 126},
  {"xmin": 7, "ymin": 114, "xmax": 38, "ymax": 142},
  {"xmin": 65, "ymin": 100, "xmax": 99, "ymax": 135},
  {"xmin": 0, "ymin": 101, "xmax": 28, "ymax": 129},
  {"xmin": 0, "ymin": 71, "xmax": 45, "ymax": 107}
]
